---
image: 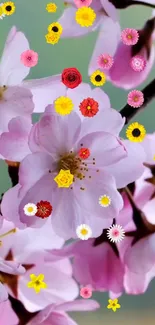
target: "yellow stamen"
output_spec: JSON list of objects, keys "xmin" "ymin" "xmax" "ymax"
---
[{"xmin": 0, "ymin": 228, "xmax": 16, "ymax": 239}]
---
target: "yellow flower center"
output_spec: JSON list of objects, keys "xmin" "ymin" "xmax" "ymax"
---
[
  {"xmin": 134, "ymin": 96, "xmax": 139, "ymax": 102},
  {"xmin": 127, "ymin": 34, "xmax": 132, "ymax": 39},
  {"xmin": 80, "ymin": 228, "xmax": 88, "ymax": 235},
  {"xmin": 54, "ymin": 169, "xmax": 74, "ymax": 188},
  {"xmin": 87, "ymin": 105, "xmax": 91, "ymax": 110},
  {"xmin": 54, "ymin": 96, "xmax": 74, "ymax": 115},
  {"xmin": 99, "ymin": 195, "xmax": 111, "ymax": 207},
  {"xmin": 0, "ymin": 86, "xmax": 7, "ymax": 100},
  {"xmin": 27, "ymin": 206, "xmax": 34, "ymax": 213}
]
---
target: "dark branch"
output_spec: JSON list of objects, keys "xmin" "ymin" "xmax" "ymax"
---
[
  {"xmin": 9, "ymin": 295, "xmax": 38, "ymax": 325},
  {"xmin": 120, "ymin": 78, "xmax": 155, "ymax": 124}
]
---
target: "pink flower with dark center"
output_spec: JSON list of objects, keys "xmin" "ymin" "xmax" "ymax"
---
[
  {"xmin": 130, "ymin": 55, "xmax": 146, "ymax": 72},
  {"xmin": 80, "ymin": 286, "xmax": 92, "ymax": 298},
  {"xmin": 121, "ymin": 28, "xmax": 139, "ymax": 46},
  {"xmin": 127, "ymin": 90, "xmax": 144, "ymax": 108},
  {"xmin": 20, "ymin": 50, "xmax": 38, "ymax": 67},
  {"xmin": 97, "ymin": 54, "xmax": 114, "ymax": 70},
  {"xmin": 74, "ymin": 0, "xmax": 92, "ymax": 8}
]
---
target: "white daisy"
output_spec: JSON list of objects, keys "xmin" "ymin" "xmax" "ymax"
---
[
  {"xmin": 107, "ymin": 224, "xmax": 125, "ymax": 243},
  {"xmin": 23, "ymin": 203, "xmax": 37, "ymax": 216},
  {"xmin": 76, "ymin": 224, "xmax": 92, "ymax": 240},
  {"xmin": 0, "ymin": 3, "xmax": 5, "ymax": 19},
  {"xmin": 99, "ymin": 195, "xmax": 111, "ymax": 207}
]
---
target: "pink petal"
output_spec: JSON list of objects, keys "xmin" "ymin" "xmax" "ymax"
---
[
  {"xmin": 23, "ymin": 75, "xmax": 66, "ymax": 113},
  {"xmin": 0, "ymin": 283, "xmax": 8, "ymax": 303},
  {"xmin": 0, "ymin": 301, "xmax": 19, "ymax": 324},
  {"xmin": 0, "ymin": 116, "xmax": 32, "ymax": 161},
  {"xmin": 105, "ymin": 140, "xmax": 146, "ymax": 188},
  {"xmin": 55, "ymin": 299, "xmax": 100, "ymax": 312},
  {"xmin": 0, "ymin": 26, "xmax": 30, "ymax": 86},
  {"xmin": 100, "ymin": 0, "xmax": 118, "ymax": 21},
  {"xmin": 124, "ymin": 266, "xmax": 155, "ymax": 295},
  {"xmin": 88, "ymin": 17, "xmax": 121, "ymax": 75},
  {"xmin": 0, "ymin": 259, "xmax": 25, "ymax": 275}
]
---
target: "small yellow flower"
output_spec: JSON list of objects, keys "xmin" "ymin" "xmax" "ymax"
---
[
  {"xmin": 153, "ymin": 155, "xmax": 155, "ymax": 161},
  {"xmin": 75, "ymin": 7, "xmax": 96, "ymax": 27},
  {"xmin": 54, "ymin": 169, "xmax": 74, "ymax": 188},
  {"xmin": 90, "ymin": 70, "xmax": 106, "ymax": 87},
  {"xmin": 2, "ymin": 1, "xmax": 15, "ymax": 15},
  {"xmin": 54, "ymin": 96, "xmax": 74, "ymax": 115},
  {"xmin": 47, "ymin": 22, "xmax": 63, "ymax": 36},
  {"xmin": 27, "ymin": 274, "xmax": 47, "ymax": 294},
  {"xmin": 46, "ymin": 2, "xmax": 57, "ymax": 13},
  {"xmin": 45, "ymin": 32, "xmax": 60, "ymax": 45},
  {"xmin": 107, "ymin": 299, "xmax": 121, "ymax": 312},
  {"xmin": 126, "ymin": 122, "xmax": 146, "ymax": 142}
]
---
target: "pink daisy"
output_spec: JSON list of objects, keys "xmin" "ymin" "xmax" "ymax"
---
[
  {"xmin": 121, "ymin": 28, "xmax": 139, "ymax": 46},
  {"xmin": 107, "ymin": 224, "xmax": 125, "ymax": 243},
  {"xmin": 74, "ymin": 0, "xmax": 92, "ymax": 8},
  {"xmin": 97, "ymin": 54, "xmax": 114, "ymax": 70},
  {"xmin": 130, "ymin": 55, "xmax": 146, "ymax": 72},
  {"xmin": 127, "ymin": 90, "xmax": 144, "ymax": 108},
  {"xmin": 80, "ymin": 286, "xmax": 92, "ymax": 299},
  {"xmin": 20, "ymin": 50, "xmax": 38, "ymax": 67}
]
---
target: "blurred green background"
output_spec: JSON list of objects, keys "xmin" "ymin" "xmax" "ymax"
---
[{"xmin": 0, "ymin": 0, "xmax": 155, "ymax": 323}]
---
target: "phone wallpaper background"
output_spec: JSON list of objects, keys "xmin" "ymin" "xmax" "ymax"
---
[{"xmin": 0, "ymin": 0, "xmax": 155, "ymax": 324}]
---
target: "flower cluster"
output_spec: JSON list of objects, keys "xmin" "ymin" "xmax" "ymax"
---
[{"xmin": 0, "ymin": 0, "xmax": 155, "ymax": 324}]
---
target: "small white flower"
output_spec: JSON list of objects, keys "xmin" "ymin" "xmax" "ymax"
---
[
  {"xmin": 76, "ymin": 224, "xmax": 92, "ymax": 240},
  {"xmin": 23, "ymin": 203, "xmax": 37, "ymax": 216},
  {"xmin": 99, "ymin": 195, "xmax": 111, "ymax": 207},
  {"xmin": 107, "ymin": 224, "xmax": 125, "ymax": 243}
]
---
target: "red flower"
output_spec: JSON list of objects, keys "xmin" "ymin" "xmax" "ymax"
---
[
  {"xmin": 35, "ymin": 201, "xmax": 53, "ymax": 219},
  {"xmin": 78, "ymin": 148, "xmax": 90, "ymax": 159},
  {"xmin": 79, "ymin": 97, "xmax": 99, "ymax": 117},
  {"xmin": 61, "ymin": 67, "xmax": 82, "ymax": 89}
]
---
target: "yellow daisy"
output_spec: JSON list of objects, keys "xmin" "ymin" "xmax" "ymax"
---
[
  {"xmin": 54, "ymin": 96, "xmax": 74, "ymax": 115},
  {"xmin": 27, "ymin": 274, "xmax": 47, "ymax": 294},
  {"xmin": 46, "ymin": 3, "xmax": 57, "ymax": 13},
  {"xmin": 2, "ymin": 1, "xmax": 15, "ymax": 15},
  {"xmin": 126, "ymin": 122, "xmax": 146, "ymax": 142},
  {"xmin": 45, "ymin": 32, "xmax": 60, "ymax": 45},
  {"xmin": 75, "ymin": 7, "xmax": 96, "ymax": 27},
  {"xmin": 107, "ymin": 299, "xmax": 121, "ymax": 312},
  {"xmin": 90, "ymin": 70, "xmax": 106, "ymax": 87},
  {"xmin": 47, "ymin": 22, "xmax": 63, "ymax": 36}
]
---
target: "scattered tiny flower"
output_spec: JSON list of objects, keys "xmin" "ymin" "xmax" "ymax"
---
[
  {"xmin": 80, "ymin": 286, "xmax": 92, "ymax": 298},
  {"xmin": 99, "ymin": 195, "xmax": 111, "ymax": 207},
  {"xmin": 48, "ymin": 22, "xmax": 63, "ymax": 35},
  {"xmin": 20, "ymin": 50, "xmax": 38, "ymax": 67},
  {"xmin": 54, "ymin": 96, "xmax": 74, "ymax": 115},
  {"xmin": 45, "ymin": 32, "xmax": 60, "ymax": 45},
  {"xmin": 121, "ymin": 28, "xmax": 139, "ymax": 46},
  {"xmin": 54, "ymin": 169, "xmax": 74, "ymax": 188},
  {"xmin": 127, "ymin": 90, "xmax": 144, "ymax": 108},
  {"xmin": 126, "ymin": 122, "xmax": 146, "ymax": 142},
  {"xmin": 76, "ymin": 224, "xmax": 92, "ymax": 240},
  {"xmin": 107, "ymin": 224, "xmax": 125, "ymax": 243},
  {"xmin": 107, "ymin": 299, "xmax": 121, "ymax": 312},
  {"xmin": 23, "ymin": 203, "xmax": 38, "ymax": 216},
  {"xmin": 61, "ymin": 67, "xmax": 82, "ymax": 89},
  {"xmin": 27, "ymin": 274, "xmax": 47, "ymax": 294},
  {"xmin": 79, "ymin": 97, "xmax": 99, "ymax": 117},
  {"xmin": 2, "ymin": 1, "xmax": 15, "ymax": 15},
  {"xmin": 35, "ymin": 200, "xmax": 53, "ymax": 219},
  {"xmin": 75, "ymin": 7, "xmax": 96, "ymax": 27},
  {"xmin": 130, "ymin": 55, "xmax": 146, "ymax": 72},
  {"xmin": 153, "ymin": 155, "xmax": 155, "ymax": 161},
  {"xmin": 46, "ymin": 2, "xmax": 57, "ymax": 13},
  {"xmin": 78, "ymin": 148, "xmax": 90, "ymax": 159},
  {"xmin": 90, "ymin": 70, "xmax": 106, "ymax": 87},
  {"xmin": 97, "ymin": 53, "xmax": 114, "ymax": 70},
  {"xmin": 74, "ymin": 0, "xmax": 92, "ymax": 8}
]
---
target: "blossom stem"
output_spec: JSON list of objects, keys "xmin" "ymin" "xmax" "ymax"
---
[{"xmin": 120, "ymin": 78, "xmax": 155, "ymax": 124}]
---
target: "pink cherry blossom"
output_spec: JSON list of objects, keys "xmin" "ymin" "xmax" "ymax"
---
[
  {"xmin": 97, "ymin": 53, "xmax": 114, "ymax": 69},
  {"xmin": 21, "ymin": 49, "xmax": 38, "ymax": 67},
  {"xmin": 0, "ymin": 220, "xmax": 78, "ymax": 312},
  {"xmin": 27, "ymin": 299, "xmax": 100, "ymax": 325},
  {"xmin": 0, "ymin": 301, "xmax": 19, "ymax": 325},
  {"xmin": 130, "ymin": 55, "xmax": 146, "ymax": 72},
  {"xmin": 121, "ymin": 28, "xmax": 139, "ymax": 46},
  {"xmin": 127, "ymin": 90, "xmax": 144, "ymax": 108},
  {"xmin": 74, "ymin": 0, "xmax": 92, "ymax": 8}
]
